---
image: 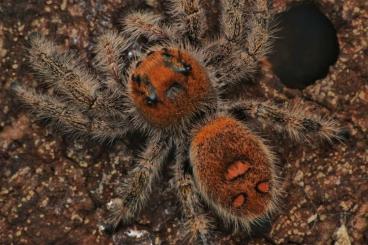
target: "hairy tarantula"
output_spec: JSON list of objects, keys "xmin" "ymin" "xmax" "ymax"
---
[{"xmin": 13, "ymin": 0, "xmax": 342, "ymax": 243}]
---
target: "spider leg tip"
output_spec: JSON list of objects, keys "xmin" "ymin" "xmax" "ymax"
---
[
  {"xmin": 336, "ymin": 127, "xmax": 350, "ymax": 142},
  {"xmin": 10, "ymin": 80, "xmax": 21, "ymax": 90},
  {"xmin": 98, "ymin": 222, "xmax": 116, "ymax": 235}
]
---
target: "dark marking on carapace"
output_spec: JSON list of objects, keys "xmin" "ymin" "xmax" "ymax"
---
[
  {"xmin": 166, "ymin": 82, "xmax": 185, "ymax": 100},
  {"xmin": 131, "ymin": 74, "xmax": 142, "ymax": 85}
]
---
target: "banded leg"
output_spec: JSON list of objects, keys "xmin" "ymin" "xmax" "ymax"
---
[
  {"xmin": 13, "ymin": 86, "xmax": 128, "ymax": 139},
  {"xmin": 226, "ymin": 100, "xmax": 342, "ymax": 142},
  {"xmin": 122, "ymin": 11, "xmax": 172, "ymax": 42},
  {"xmin": 174, "ymin": 145, "xmax": 212, "ymax": 244},
  {"xmin": 170, "ymin": 0, "xmax": 208, "ymax": 44},
  {"xmin": 103, "ymin": 137, "xmax": 171, "ymax": 230}
]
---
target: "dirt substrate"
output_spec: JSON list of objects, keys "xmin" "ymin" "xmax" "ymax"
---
[{"xmin": 0, "ymin": 0, "xmax": 367, "ymax": 244}]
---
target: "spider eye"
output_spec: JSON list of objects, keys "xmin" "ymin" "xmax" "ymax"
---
[
  {"xmin": 147, "ymin": 50, "xmax": 155, "ymax": 56},
  {"xmin": 135, "ymin": 60, "xmax": 142, "ymax": 68},
  {"xmin": 166, "ymin": 82, "xmax": 184, "ymax": 100},
  {"xmin": 161, "ymin": 48, "xmax": 172, "ymax": 59},
  {"xmin": 146, "ymin": 96, "xmax": 157, "ymax": 106},
  {"xmin": 179, "ymin": 64, "xmax": 192, "ymax": 76},
  {"xmin": 146, "ymin": 84, "xmax": 158, "ymax": 106},
  {"xmin": 132, "ymin": 74, "xmax": 141, "ymax": 85}
]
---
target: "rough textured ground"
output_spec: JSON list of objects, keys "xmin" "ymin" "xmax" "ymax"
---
[{"xmin": 0, "ymin": 0, "xmax": 367, "ymax": 244}]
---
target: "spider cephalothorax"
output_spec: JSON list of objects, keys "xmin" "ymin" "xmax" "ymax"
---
[
  {"xmin": 129, "ymin": 48, "xmax": 214, "ymax": 128},
  {"xmin": 13, "ymin": 0, "xmax": 342, "ymax": 244}
]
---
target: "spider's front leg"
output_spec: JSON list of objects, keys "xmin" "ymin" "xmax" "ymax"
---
[
  {"xmin": 204, "ymin": 0, "xmax": 273, "ymax": 87},
  {"xmin": 243, "ymin": 0, "xmax": 274, "ymax": 62},
  {"xmin": 12, "ymin": 85, "xmax": 128, "ymax": 139},
  {"xmin": 93, "ymin": 31, "xmax": 130, "ymax": 89},
  {"xmin": 222, "ymin": 0, "xmax": 273, "ymax": 62},
  {"xmin": 171, "ymin": 0, "xmax": 208, "ymax": 44},
  {"xmin": 226, "ymin": 100, "xmax": 343, "ymax": 142},
  {"xmin": 122, "ymin": 11, "xmax": 172, "ymax": 43},
  {"xmin": 29, "ymin": 35, "xmax": 99, "ymax": 108},
  {"xmin": 102, "ymin": 136, "xmax": 172, "ymax": 232},
  {"xmin": 174, "ymin": 144, "xmax": 213, "ymax": 245},
  {"xmin": 28, "ymin": 35, "xmax": 128, "ymax": 116},
  {"xmin": 221, "ymin": 0, "xmax": 249, "ymax": 43}
]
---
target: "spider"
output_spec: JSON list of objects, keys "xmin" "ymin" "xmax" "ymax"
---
[{"xmin": 13, "ymin": 0, "xmax": 342, "ymax": 243}]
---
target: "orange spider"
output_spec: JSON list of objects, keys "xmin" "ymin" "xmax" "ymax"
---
[{"xmin": 13, "ymin": 0, "xmax": 342, "ymax": 243}]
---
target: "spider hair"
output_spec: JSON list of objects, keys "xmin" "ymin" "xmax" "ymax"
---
[{"xmin": 12, "ymin": 0, "xmax": 343, "ymax": 243}]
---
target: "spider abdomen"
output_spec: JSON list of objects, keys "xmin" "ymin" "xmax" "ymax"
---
[{"xmin": 190, "ymin": 116, "xmax": 279, "ymax": 226}]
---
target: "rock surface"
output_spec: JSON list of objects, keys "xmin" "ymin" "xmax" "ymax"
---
[{"xmin": 0, "ymin": 0, "xmax": 367, "ymax": 244}]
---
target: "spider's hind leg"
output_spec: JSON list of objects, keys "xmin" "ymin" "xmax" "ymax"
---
[
  {"xmin": 226, "ymin": 100, "xmax": 343, "ymax": 143},
  {"xmin": 173, "ymin": 144, "xmax": 213, "ymax": 244},
  {"xmin": 101, "ymin": 136, "xmax": 172, "ymax": 231}
]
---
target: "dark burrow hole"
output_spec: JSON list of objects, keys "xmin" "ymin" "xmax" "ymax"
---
[{"xmin": 268, "ymin": 2, "xmax": 340, "ymax": 89}]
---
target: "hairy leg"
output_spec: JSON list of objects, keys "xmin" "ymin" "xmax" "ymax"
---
[
  {"xmin": 102, "ymin": 136, "xmax": 172, "ymax": 230},
  {"xmin": 28, "ymin": 35, "xmax": 128, "ymax": 117},
  {"xmin": 204, "ymin": 0, "xmax": 273, "ymax": 88},
  {"xmin": 204, "ymin": 39, "xmax": 257, "ymax": 89},
  {"xmin": 93, "ymin": 31, "xmax": 130, "ymax": 89},
  {"xmin": 29, "ymin": 35, "xmax": 100, "ymax": 108},
  {"xmin": 13, "ymin": 85, "xmax": 128, "ymax": 139},
  {"xmin": 221, "ymin": 0, "xmax": 273, "ymax": 60},
  {"xmin": 122, "ymin": 11, "xmax": 172, "ymax": 42},
  {"xmin": 244, "ymin": 0, "xmax": 274, "ymax": 60},
  {"xmin": 170, "ymin": 0, "xmax": 208, "ymax": 44},
  {"xmin": 226, "ymin": 100, "xmax": 342, "ymax": 142},
  {"xmin": 173, "ymin": 144, "xmax": 212, "ymax": 244},
  {"xmin": 220, "ymin": 0, "xmax": 248, "ymax": 43}
]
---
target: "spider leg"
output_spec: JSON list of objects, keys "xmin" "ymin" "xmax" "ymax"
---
[
  {"xmin": 221, "ymin": 0, "xmax": 249, "ymax": 43},
  {"xmin": 222, "ymin": 0, "xmax": 273, "ymax": 60},
  {"xmin": 204, "ymin": 39, "xmax": 258, "ymax": 89},
  {"xmin": 93, "ymin": 31, "xmax": 130, "ymax": 89},
  {"xmin": 102, "ymin": 136, "xmax": 171, "ymax": 230},
  {"xmin": 226, "ymin": 100, "xmax": 342, "ymax": 142},
  {"xmin": 122, "ymin": 11, "xmax": 172, "ymax": 43},
  {"xmin": 244, "ymin": 0, "xmax": 274, "ymax": 62},
  {"xmin": 170, "ymin": 0, "xmax": 208, "ymax": 44},
  {"xmin": 173, "ymin": 144, "xmax": 212, "ymax": 244},
  {"xmin": 29, "ymin": 35, "xmax": 99, "ymax": 107},
  {"xmin": 204, "ymin": 0, "xmax": 273, "ymax": 88},
  {"xmin": 13, "ymin": 85, "xmax": 128, "ymax": 139},
  {"xmin": 28, "ymin": 35, "xmax": 129, "ymax": 117}
]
